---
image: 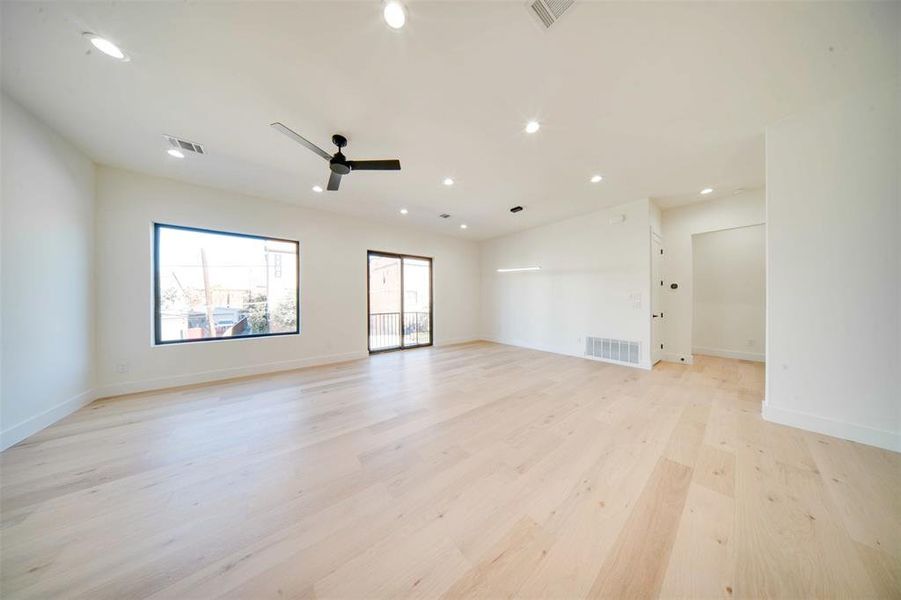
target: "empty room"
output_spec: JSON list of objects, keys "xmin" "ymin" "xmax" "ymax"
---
[{"xmin": 1, "ymin": 1, "xmax": 898, "ymax": 598}]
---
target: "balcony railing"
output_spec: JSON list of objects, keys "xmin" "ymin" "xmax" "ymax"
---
[{"xmin": 369, "ymin": 311, "xmax": 431, "ymax": 350}]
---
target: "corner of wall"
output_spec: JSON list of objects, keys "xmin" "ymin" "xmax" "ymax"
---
[
  {"xmin": 1, "ymin": 93, "xmax": 98, "ymax": 452},
  {"xmin": 1, "ymin": 389, "xmax": 97, "ymax": 451}
]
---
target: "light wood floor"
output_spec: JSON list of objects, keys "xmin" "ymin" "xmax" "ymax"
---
[{"xmin": 1, "ymin": 342, "xmax": 898, "ymax": 599}]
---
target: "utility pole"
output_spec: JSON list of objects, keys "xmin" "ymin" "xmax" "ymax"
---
[{"xmin": 200, "ymin": 248, "xmax": 216, "ymax": 337}]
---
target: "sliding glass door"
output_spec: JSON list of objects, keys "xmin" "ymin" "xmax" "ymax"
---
[
  {"xmin": 367, "ymin": 251, "xmax": 432, "ymax": 352},
  {"xmin": 367, "ymin": 253, "xmax": 402, "ymax": 351}
]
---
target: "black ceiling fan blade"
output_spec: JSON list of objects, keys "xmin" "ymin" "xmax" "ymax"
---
[
  {"xmin": 270, "ymin": 122, "xmax": 332, "ymax": 161},
  {"xmin": 327, "ymin": 171, "xmax": 342, "ymax": 191},
  {"xmin": 348, "ymin": 159, "xmax": 401, "ymax": 171}
]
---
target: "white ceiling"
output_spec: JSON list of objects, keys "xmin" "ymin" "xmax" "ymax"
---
[{"xmin": 2, "ymin": 1, "xmax": 897, "ymax": 239}]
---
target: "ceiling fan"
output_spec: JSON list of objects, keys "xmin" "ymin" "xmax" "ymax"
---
[{"xmin": 271, "ymin": 122, "xmax": 401, "ymax": 191}]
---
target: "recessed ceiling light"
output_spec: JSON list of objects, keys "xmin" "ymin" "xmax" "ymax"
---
[
  {"xmin": 383, "ymin": 1, "xmax": 406, "ymax": 29},
  {"xmin": 400, "ymin": 208, "xmax": 408, "ymax": 214},
  {"xmin": 460, "ymin": 224, "xmax": 468, "ymax": 229},
  {"xmin": 167, "ymin": 148, "xmax": 185, "ymax": 159},
  {"xmin": 525, "ymin": 120, "xmax": 540, "ymax": 134},
  {"xmin": 83, "ymin": 33, "xmax": 128, "ymax": 61},
  {"xmin": 590, "ymin": 175, "xmax": 603, "ymax": 183},
  {"xmin": 700, "ymin": 187, "xmax": 714, "ymax": 195},
  {"xmin": 312, "ymin": 185, "xmax": 323, "ymax": 193},
  {"xmin": 443, "ymin": 177, "xmax": 454, "ymax": 186}
]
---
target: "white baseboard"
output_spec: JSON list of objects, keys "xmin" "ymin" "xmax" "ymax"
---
[
  {"xmin": 0, "ymin": 339, "xmax": 649, "ymax": 452},
  {"xmin": 483, "ymin": 337, "xmax": 650, "ymax": 370},
  {"xmin": 763, "ymin": 402, "xmax": 900, "ymax": 453},
  {"xmin": 0, "ymin": 344, "xmax": 490, "ymax": 451},
  {"xmin": 1, "ymin": 388, "xmax": 97, "ymax": 451},
  {"xmin": 95, "ymin": 350, "xmax": 368, "ymax": 399},
  {"xmin": 4, "ymin": 342, "xmax": 494, "ymax": 451},
  {"xmin": 661, "ymin": 353, "xmax": 694, "ymax": 365},
  {"xmin": 693, "ymin": 346, "xmax": 765, "ymax": 362},
  {"xmin": 435, "ymin": 337, "xmax": 481, "ymax": 347}
]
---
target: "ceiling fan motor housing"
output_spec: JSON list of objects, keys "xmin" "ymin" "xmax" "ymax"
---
[
  {"xmin": 330, "ymin": 135, "xmax": 350, "ymax": 173},
  {"xmin": 330, "ymin": 153, "xmax": 351, "ymax": 174}
]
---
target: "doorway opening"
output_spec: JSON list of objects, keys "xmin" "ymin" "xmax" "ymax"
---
[
  {"xmin": 691, "ymin": 224, "xmax": 766, "ymax": 362},
  {"xmin": 367, "ymin": 251, "xmax": 433, "ymax": 353}
]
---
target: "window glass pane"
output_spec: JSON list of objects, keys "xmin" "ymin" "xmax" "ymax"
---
[
  {"xmin": 155, "ymin": 225, "xmax": 299, "ymax": 344},
  {"xmin": 403, "ymin": 257, "xmax": 431, "ymax": 346},
  {"xmin": 368, "ymin": 254, "xmax": 402, "ymax": 351}
]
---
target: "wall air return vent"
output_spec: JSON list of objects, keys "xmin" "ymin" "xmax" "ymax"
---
[
  {"xmin": 164, "ymin": 135, "xmax": 205, "ymax": 155},
  {"xmin": 585, "ymin": 336, "xmax": 640, "ymax": 365},
  {"xmin": 528, "ymin": 0, "xmax": 575, "ymax": 29}
]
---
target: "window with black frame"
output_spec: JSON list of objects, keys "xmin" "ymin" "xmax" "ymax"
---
[{"xmin": 154, "ymin": 224, "xmax": 299, "ymax": 344}]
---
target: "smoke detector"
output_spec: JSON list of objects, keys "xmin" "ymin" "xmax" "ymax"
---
[
  {"xmin": 163, "ymin": 135, "xmax": 205, "ymax": 155},
  {"xmin": 528, "ymin": 0, "xmax": 575, "ymax": 29}
]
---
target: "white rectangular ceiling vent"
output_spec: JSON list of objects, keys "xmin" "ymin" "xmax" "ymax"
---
[
  {"xmin": 164, "ymin": 135, "xmax": 205, "ymax": 155},
  {"xmin": 528, "ymin": 0, "xmax": 575, "ymax": 29},
  {"xmin": 585, "ymin": 336, "xmax": 640, "ymax": 365}
]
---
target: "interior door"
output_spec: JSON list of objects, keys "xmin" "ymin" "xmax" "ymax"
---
[
  {"xmin": 651, "ymin": 234, "xmax": 664, "ymax": 364},
  {"xmin": 367, "ymin": 252, "xmax": 432, "ymax": 352}
]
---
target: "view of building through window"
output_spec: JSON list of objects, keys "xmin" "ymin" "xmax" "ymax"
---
[
  {"xmin": 368, "ymin": 252, "xmax": 431, "ymax": 351},
  {"xmin": 155, "ymin": 225, "xmax": 299, "ymax": 343}
]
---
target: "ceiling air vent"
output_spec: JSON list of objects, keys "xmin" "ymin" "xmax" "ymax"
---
[
  {"xmin": 439, "ymin": 213, "xmax": 451, "ymax": 219},
  {"xmin": 528, "ymin": 0, "xmax": 574, "ymax": 29},
  {"xmin": 164, "ymin": 135, "xmax": 205, "ymax": 155}
]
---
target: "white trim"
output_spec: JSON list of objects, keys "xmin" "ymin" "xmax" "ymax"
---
[
  {"xmin": 1, "ymin": 388, "xmax": 96, "ymax": 451},
  {"xmin": 96, "ymin": 350, "xmax": 367, "ymax": 398},
  {"xmin": 3, "ymin": 345, "xmax": 486, "ymax": 451},
  {"xmin": 482, "ymin": 337, "xmax": 651, "ymax": 370},
  {"xmin": 661, "ymin": 353, "xmax": 694, "ymax": 365},
  {"xmin": 690, "ymin": 220, "xmax": 766, "ymax": 238},
  {"xmin": 151, "ymin": 331, "xmax": 301, "ymax": 348},
  {"xmin": 585, "ymin": 354, "xmax": 651, "ymax": 370},
  {"xmin": 763, "ymin": 402, "xmax": 901, "ymax": 453},
  {"xmin": 692, "ymin": 347, "xmax": 765, "ymax": 362},
  {"xmin": 434, "ymin": 337, "xmax": 481, "ymax": 347}
]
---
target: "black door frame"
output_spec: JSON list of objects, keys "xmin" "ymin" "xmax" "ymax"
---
[{"xmin": 366, "ymin": 250, "xmax": 434, "ymax": 353}]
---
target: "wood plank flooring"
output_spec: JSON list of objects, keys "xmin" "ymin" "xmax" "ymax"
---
[{"xmin": 1, "ymin": 342, "xmax": 898, "ymax": 599}]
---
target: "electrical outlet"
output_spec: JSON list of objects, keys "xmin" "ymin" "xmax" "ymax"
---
[
  {"xmin": 115, "ymin": 362, "xmax": 129, "ymax": 374},
  {"xmin": 747, "ymin": 339, "xmax": 755, "ymax": 347}
]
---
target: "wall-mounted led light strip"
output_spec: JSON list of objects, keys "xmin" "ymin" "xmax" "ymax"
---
[{"xmin": 496, "ymin": 266, "xmax": 541, "ymax": 273}]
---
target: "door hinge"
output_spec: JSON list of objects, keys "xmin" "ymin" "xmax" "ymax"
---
[
  {"xmin": 660, "ymin": 249, "xmax": 664, "ymax": 255},
  {"xmin": 660, "ymin": 343, "xmax": 664, "ymax": 349}
]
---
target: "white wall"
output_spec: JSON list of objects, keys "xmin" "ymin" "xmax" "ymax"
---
[
  {"xmin": 660, "ymin": 191, "xmax": 766, "ymax": 363},
  {"xmin": 480, "ymin": 199, "xmax": 653, "ymax": 368},
  {"xmin": 1, "ymin": 94, "xmax": 95, "ymax": 449},
  {"xmin": 94, "ymin": 166, "xmax": 480, "ymax": 396},
  {"xmin": 765, "ymin": 80, "xmax": 900, "ymax": 452},
  {"xmin": 692, "ymin": 224, "xmax": 766, "ymax": 361}
]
